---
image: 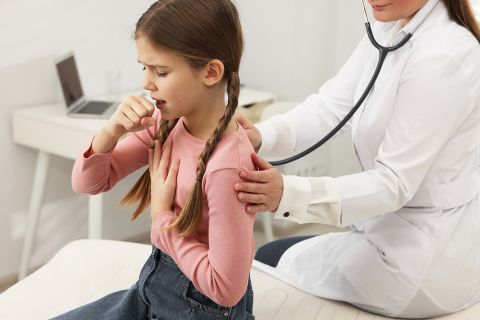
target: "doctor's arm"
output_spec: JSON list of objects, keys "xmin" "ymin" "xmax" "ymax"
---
[
  {"xmin": 235, "ymin": 35, "xmax": 369, "ymax": 216},
  {"xmin": 238, "ymin": 53, "xmax": 474, "ymax": 227},
  {"xmin": 234, "ymin": 36, "xmax": 369, "ymax": 215}
]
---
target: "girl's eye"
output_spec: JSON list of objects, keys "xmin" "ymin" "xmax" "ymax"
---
[{"xmin": 142, "ymin": 66, "xmax": 167, "ymax": 78}]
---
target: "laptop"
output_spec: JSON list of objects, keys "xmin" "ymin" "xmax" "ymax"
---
[{"xmin": 55, "ymin": 52, "xmax": 118, "ymax": 118}]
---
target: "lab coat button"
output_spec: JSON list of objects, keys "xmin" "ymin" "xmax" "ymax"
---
[{"xmin": 283, "ymin": 212, "xmax": 290, "ymax": 217}]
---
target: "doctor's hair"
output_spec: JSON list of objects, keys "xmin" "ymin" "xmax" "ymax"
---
[
  {"xmin": 121, "ymin": 0, "xmax": 243, "ymax": 237},
  {"xmin": 444, "ymin": 0, "xmax": 480, "ymax": 43}
]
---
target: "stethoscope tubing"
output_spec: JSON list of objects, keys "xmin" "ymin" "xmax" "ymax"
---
[
  {"xmin": 268, "ymin": 0, "xmax": 440, "ymax": 166},
  {"xmin": 269, "ymin": 24, "xmax": 411, "ymax": 167}
]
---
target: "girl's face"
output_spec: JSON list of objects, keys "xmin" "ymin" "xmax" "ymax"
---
[
  {"xmin": 368, "ymin": 0, "xmax": 429, "ymax": 23},
  {"xmin": 136, "ymin": 36, "xmax": 207, "ymax": 121}
]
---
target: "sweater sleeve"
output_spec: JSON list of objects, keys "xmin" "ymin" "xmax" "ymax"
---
[
  {"xmin": 150, "ymin": 168, "xmax": 255, "ymax": 307},
  {"xmin": 71, "ymin": 123, "xmax": 157, "ymax": 194}
]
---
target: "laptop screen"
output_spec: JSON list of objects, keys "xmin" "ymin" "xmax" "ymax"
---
[{"xmin": 55, "ymin": 54, "xmax": 84, "ymax": 108}]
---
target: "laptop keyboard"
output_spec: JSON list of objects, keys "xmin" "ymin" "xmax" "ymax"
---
[{"xmin": 77, "ymin": 101, "xmax": 114, "ymax": 115}]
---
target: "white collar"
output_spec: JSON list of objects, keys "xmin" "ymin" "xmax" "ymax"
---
[
  {"xmin": 403, "ymin": 0, "xmax": 441, "ymax": 34},
  {"xmin": 389, "ymin": 0, "xmax": 442, "ymax": 44}
]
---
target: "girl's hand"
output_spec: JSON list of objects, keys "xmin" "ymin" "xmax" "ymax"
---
[
  {"xmin": 234, "ymin": 113, "xmax": 262, "ymax": 152},
  {"xmin": 235, "ymin": 153, "xmax": 284, "ymax": 214},
  {"xmin": 104, "ymin": 96, "xmax": 157, "ymax": 140},
  {"xmin": 149, "ymin": 139, "xmax": 180, "ymax": 220}
]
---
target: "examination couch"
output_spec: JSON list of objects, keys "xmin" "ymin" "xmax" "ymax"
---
[{"xmin": 0, "ymin": 239, "xmax": 479, "ymax": 320}]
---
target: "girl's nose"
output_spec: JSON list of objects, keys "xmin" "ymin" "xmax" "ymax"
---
[{"xmin": 142, "ymin": 75, "xmax": 156, "ymax": 92}]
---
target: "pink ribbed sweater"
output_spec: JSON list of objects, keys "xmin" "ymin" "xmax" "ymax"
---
[{"xmin": 71, "ymin": 114, "xmax": 256, "ymax": 307}]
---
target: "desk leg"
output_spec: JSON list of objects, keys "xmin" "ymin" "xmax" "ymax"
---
[
  {"xmin": 18, "ymin": 151, "xmax": 50, "ymax": 280},
  {"xmin": 88, "ymin": 194, "xmax": 103, "ymax": 239}
]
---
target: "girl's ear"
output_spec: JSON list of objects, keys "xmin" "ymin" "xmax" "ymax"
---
[{"xmin": 202, "ymin": 59, "xmax": 225, "ymax": 87}]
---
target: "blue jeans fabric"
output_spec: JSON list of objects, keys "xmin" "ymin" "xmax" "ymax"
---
[{"xmin": 52, "ymin": 246, "xmax": 255, "ymax": 320}]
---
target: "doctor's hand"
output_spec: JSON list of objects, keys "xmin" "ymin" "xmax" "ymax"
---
[
  {"xmin": 104, "ymin": 96, "xmax": 157, "ymax": 140},
  {"xmin": 234, "ymin": 113, "xmax": 262, "ymax": 152},
  {"xmin": 149, "ymin": 139, "xmax": 180, "ymax": 220},
  {"xmin": 235, "ymin": 153, "xmax": 284, "ymax": 214}
]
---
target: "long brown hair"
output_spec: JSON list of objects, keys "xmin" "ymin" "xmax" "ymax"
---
[
  {"xmin": 444, "ymin": 0, "xmax": 480, "ymax": 42},
  {"xmin": 121, "ymin": 0, "xmax": 243, "ymax": 237}
]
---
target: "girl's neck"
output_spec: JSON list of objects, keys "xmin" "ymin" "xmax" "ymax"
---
[{"xmin": 182, "ymin": 93, "xmax": 237, "ymax": 141}]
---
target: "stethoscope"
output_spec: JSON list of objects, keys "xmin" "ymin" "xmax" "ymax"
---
[{"xmin": 269, "ymin": 0, "xmax": 440, "ymax": 166}]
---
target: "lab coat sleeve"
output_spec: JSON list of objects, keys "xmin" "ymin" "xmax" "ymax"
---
[
  {"xmin": 256, "ymin": 35, "xmax": 370, "ymax": 158},
  {"xmin": 274, "ymin": 175, "xmax": 342, "ymax": 226},
  {"xmin": 274, "ymin": 53, "xmax": 474, "ymax": 227}
]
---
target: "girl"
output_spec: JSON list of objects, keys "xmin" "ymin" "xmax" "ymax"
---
[
  {"xmin": 235, "ymin": 0, "xmax": 480, "ymax": 318},
  {"xmin": 54, "ymin": 0, "xmax": 255, "ymax": 319}
]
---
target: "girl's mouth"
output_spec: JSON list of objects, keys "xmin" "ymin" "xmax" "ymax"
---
[{"xmin": 156, "ymin": 100, "xmax": 166, "ymax": 109}]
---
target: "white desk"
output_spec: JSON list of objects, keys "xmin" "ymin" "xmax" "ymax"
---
[{"xmin": 12, "ymin": 88, "xmax": 275, "ymax": 280}]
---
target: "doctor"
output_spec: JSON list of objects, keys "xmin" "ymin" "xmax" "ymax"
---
[{"xmin": 234, "ymin": 0, "xmax": 480, "ymax": 318}]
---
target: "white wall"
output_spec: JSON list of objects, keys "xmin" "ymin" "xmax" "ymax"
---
[
  {"xmin": 238, "ymin": 0, "xmax": 366, "ymax": 101},
  {"xmin": 0, "ymin": 0, "xmax": 364, "ymax": 279}
]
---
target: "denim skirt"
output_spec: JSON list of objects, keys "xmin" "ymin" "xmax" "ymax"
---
[{"xmin": 52, "ymin": 246, "xmax": 255, "ymax": 320}]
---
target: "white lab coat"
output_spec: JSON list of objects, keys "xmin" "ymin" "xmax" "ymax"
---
[{"xmin": 254, "ymin": 0, "xmax": 480, "ymax": 318}]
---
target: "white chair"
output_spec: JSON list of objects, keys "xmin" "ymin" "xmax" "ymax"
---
[{"xmin": 1, "ymin": 239, "xmax": 479, "ymax": 320}]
